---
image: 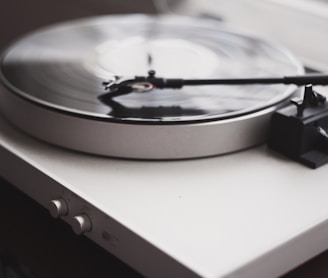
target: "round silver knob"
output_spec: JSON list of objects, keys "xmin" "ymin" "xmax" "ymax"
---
[
  {"xmin": 49, "ymin": 199, "xmax": 69, "ymax": 218},
  {"xmin": 71, "ymin": 214, "xmax": 92, "ymax": 235}
]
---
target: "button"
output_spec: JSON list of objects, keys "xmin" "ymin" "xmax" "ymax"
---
[
  {"xmin": 71, "ymin": 214, "xmax": 92, "ymax": 235},
  {"xmin": 49, "ymin": 199, "xmax": 69, "ymax": 218}
]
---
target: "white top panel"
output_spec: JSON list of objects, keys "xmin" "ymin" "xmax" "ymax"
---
[{"xmin": 1, "ymin": 112, "xmax": 328, "ymax": 277}]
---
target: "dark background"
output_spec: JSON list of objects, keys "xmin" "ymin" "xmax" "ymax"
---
[{"xmin": 0, "ymin": 0, "xmax": 328, "ymax": 277}]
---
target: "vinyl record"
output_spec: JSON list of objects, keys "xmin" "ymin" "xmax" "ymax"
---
[{"xmin": 0, "ymin": 15, "xmax": 303, "ymax": 159}]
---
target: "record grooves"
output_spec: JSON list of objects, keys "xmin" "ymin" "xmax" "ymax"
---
[{"xmin": 0, "ymin": 15, "xmax": 303, "ymax": 159}]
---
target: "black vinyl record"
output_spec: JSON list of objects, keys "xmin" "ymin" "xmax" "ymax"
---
[{"xmin": 0, "ymin": 15, "xmax": 302, "ymax": 123}]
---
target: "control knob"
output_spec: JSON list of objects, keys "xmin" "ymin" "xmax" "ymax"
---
[
  {"xmin": 71, "ymin": 214, "xmax": 92, "ymax": 235},
  {"xmin": 49, "ymin": 199, "xmax": 69, "ymax": 218}
]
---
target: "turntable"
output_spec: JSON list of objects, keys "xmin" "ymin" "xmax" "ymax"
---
[{"xmin": 1, "ymin": 12, "xmax": 328, "ymax": 278}]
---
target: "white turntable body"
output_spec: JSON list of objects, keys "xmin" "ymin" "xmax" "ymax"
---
[
  {"xmin": 2, "ymin": 1, "xmax": 328, "ymax": 277},
  {"xmin": 1, "ymin": 110, "xmax": 328, "ymax": 278}
]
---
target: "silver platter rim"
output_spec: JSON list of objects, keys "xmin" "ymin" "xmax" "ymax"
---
[{"xmin": 0, "ymin": 86, "xmax": 284, "ymax": 159}]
